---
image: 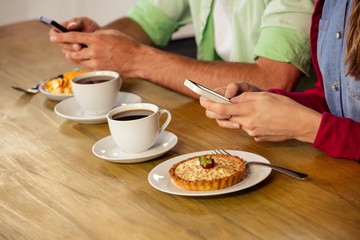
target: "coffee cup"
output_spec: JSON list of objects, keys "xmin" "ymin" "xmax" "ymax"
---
[
  {"xmin": 71, "ymin": 70, "xmax": 121, "ymax": 115},
  {"xmin": 107, "ymin": 103, "xmax": 172, "ymax": 153}
]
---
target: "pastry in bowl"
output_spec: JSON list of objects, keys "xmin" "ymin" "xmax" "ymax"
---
[
  {"xmin": 43, "ymin": 69, "xmax": 92, "ymax": 94},
  {"xmin": 169, "ymin": 154, "xmax": 246, "ymax": 191},
  {"xmin": 40, "ymin": 69, "xmax": 92, "ymax": 101}
]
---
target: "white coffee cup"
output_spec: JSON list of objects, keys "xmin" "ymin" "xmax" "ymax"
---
[
  {"xmin": 107, "ymin": 103, "xmax": 172, "ymax": 153},
  {"xmin": 71, "ymin": 70, "xmax": 121, "ymax": 116}
]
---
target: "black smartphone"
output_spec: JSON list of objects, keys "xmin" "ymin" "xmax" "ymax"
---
[
  {"xmin": 184, "ymin": 79, "xmax": 231, "ymax": 104},
  {"xmin": 40, "ymin": 16, "xmax": 87, "ymax": 47},
  {"xmin": 39, "ymin": 16, "xmax": 69, "ymax": 32}
]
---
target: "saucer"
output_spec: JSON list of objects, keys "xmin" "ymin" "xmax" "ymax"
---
[
  {"xmin": 92, "ymin": 131, "xmax": 178, "ymax": 163},
  {"xmin": 54, "ymin": 92, "xmax": 142, "ymax": 124}
]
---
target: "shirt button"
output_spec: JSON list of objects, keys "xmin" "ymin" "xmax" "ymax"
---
[
  {"xmin": 331, "ymin": 83, "xmax": 339, "ymax": 91},
  {"xmin": 336, "ymin": 31, "xmax": 341, "ymax": 39}
]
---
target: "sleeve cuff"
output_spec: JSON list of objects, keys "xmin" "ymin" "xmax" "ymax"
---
[
  {"xmin": 255, "ymin": 27, "xmax": 311, "ymax": 76},
  {"xmin": 314, "ymin": 112, "xmax": 360, "ymax": 161}
]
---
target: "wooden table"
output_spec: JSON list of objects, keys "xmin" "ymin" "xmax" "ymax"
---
[{"xmin": 0, "ymin": 20, "xmax": 359, "ymax": 240}]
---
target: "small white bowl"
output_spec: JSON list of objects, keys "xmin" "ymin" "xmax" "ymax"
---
[{"xmin": 39, "ymin": 81, "xmax": 74, "ymax": 101}]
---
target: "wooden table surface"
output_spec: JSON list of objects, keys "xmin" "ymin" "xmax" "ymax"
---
[{"xmin": 0, "ymin": 20, "xmax": 359, "ymax": 240}]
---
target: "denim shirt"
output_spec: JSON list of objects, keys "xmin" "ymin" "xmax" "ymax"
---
[{"xmin": 317, "ymin": 0, "xmax": 360, "ymax": 121}]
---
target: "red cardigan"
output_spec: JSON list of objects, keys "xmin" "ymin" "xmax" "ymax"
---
[{"xmin": 270, "ymin": 0, "xmax": 360, "ymax": 161}]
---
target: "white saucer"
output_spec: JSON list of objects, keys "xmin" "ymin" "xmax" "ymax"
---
[
  {"xmin": 148, "ymin": 150, "xmax": 272, "ymax": 196},
  {"xmin": 54, "ymin": 92, "xmax": 142, "ymax": 124},
  {"xmin": 92, "ymin": 131, "xmax": 178, "ymax": 163}
]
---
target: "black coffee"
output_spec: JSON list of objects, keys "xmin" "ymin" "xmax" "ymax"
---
[
  {"xmin": 111, "ymin": 109, "xmax": 154, "ymax": 121},
  {"xmin": 75, "ymin": 76, "xmax": 113, "ymax": 84}
]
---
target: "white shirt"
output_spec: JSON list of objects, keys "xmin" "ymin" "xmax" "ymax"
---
[{"xmin": 213, "ymin": 0, "xmax": 233, "ymax": 61}]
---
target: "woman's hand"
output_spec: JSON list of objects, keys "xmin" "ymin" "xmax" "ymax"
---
[
  {"xmin": 200, "ymin": 82, "xmax": 263, "ymax": 126},
  {"xmin": 200, "ymin": 84, "xmax": 322, "ymax": 143},
  {"xmin": 222, "ymin": 82, "xmax": 263, "ymax": 98}
]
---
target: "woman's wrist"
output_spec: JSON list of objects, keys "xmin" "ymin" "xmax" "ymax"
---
[{"xmin": 294, "ymin": 109, "xmax": 322, "ymax": 143}]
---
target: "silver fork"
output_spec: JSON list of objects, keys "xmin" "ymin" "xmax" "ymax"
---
[
  {"xmin": 11, "ymin": 81, "xmax": 42, "ymax": 94},
  {"xmin": 214, "ymin": 147, "xmax": 308, "ymax": 180}
]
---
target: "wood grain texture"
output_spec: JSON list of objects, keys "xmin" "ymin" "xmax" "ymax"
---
[{"xmin": 0, "ymin": 20, "xmax": 359, "ymax": 240}]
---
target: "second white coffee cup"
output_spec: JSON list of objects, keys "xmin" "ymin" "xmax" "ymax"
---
[
  {"xmin": 72, "ymin": 70, "xmax": 121, "ymax": 116},
  {"xmin": 107, "ymin": 103, "xmax": 172, "ymax": 153}
]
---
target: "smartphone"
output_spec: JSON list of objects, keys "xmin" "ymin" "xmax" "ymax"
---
[
  {"xmin": 40, "ymin": 16, "xmax": 87, "ymax": 47},
  {"xmin": 39, "ymin": 16, "xmax": 69, "ymax": 32},
  {"xmin": 184, "ymin": 79, "xmax": 231, "ymax": 104}
]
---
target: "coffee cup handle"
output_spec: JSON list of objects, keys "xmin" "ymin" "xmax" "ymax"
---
[{"xmin": 158, "ymin": 109, "xmax": 171, "ymax": 133}]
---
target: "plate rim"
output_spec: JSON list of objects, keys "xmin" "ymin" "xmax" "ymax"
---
[
  {"xmin": 92, "ymin": 130, "xmax": 178, "ymax": 163},
  {"xmin": 148, "ymin": 150, "xmax": 272, "ymax": 196}
]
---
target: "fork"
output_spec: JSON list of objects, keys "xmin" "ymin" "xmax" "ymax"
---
[
  {"xmin": 214, "ymin": 147, "xmax": 308, "ymax": 180},
  {"xmin": 11, "ymin": 81, "xmax": 42, "ymax": 94}
]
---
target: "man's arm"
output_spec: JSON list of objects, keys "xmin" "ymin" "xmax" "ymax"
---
[
  {"xmin": 101, "ymin": 19, "xmax": 302, "ymax": 96},
  {"xmin": 133, "ymin": 45, "xmax": 302, "ymax": 98},
  {"xmin": 51, "ymin": 21, "xmax": 302, "ymax": 99},
  {"xmin": 102, "ymin": 17, "xmax": 154, "ymax": 47},
  {"xmin": 51, "ymin": 29, "xmax": 302, "ymax": 99}
]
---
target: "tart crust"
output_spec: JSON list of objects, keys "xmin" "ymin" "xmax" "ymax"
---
[{"xmin": 169, "ymin": 154, "xmax": 246, "ymax": 191}]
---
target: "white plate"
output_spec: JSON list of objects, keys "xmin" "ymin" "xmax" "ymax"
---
[
  {"xmin": 92, "ymin": 131, "xmax": 178, "ymax": 163},
  {"xmin": 39, "ymin": 81, "xmax": 73, "ymax": 101},
  {"xmin": 54, "ymin": 92, "xmax": 142, "ymax": 124},
  {"xmin": 148, "ymin": 150, "xmax": 272, "ymax": 196}
]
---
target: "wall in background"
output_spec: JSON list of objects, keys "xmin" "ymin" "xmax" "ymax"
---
[{"xmin": 0, "ymin": 0, "xmax": 193, "ymax": 39}]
